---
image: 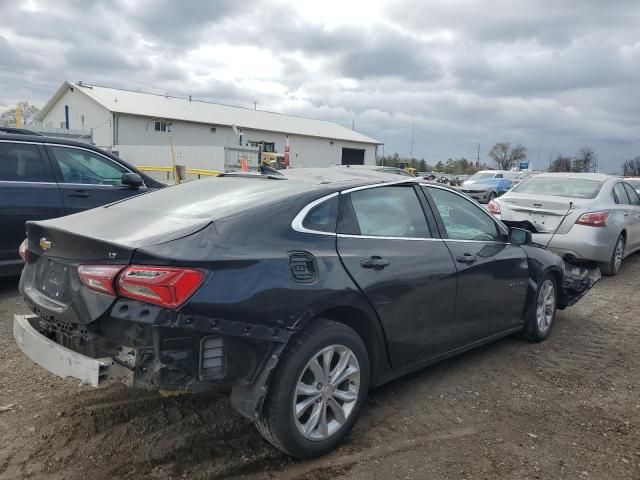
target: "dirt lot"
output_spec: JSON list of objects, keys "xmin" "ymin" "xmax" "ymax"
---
[{"xmin": 1, "ymin": 257, "xmax": 639, "ymax": 480}]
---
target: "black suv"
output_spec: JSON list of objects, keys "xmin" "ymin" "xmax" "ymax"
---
[{"xmin": 0, "ymin": 133, "xmax": 165, "ymax": 276}]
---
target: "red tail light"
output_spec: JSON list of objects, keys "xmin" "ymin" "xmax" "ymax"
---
[
  {"xmin": 117, "ymin": 266, "xmax": 204, "ymax": 308},
  {"xmin": 78, "ymin": 265, "xmax": 124, "ymax": 295},
  {"xmin": 19, "ymin": 239, "xmax": 28, "ymax": 262},
  {"xmin": 576, "ymin": 211, "xmax": 608, "ymax": 227},
  {"xmin": 487, "ymin": 200, "xmax": 501, "ymax": 215}
]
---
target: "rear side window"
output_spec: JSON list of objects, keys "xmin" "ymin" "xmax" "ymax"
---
[
  {"xmin": 302, "ymin": 196, "xmax": 338, "ymax": 233},
  {"xmin": 623, "ymin": 183, "xmax": 640, "ymax": 205},
  {"xmin": 338, "ymin": 186, "xmax": 430, "ymax": 238},
  {"xmin": 0, "ymin": 142, "xmax": 49, "ymax": 182},
  {"xmin": 613, "ymin": 183, "xmax": 629, "ymax": 204},
  {"xmin": 513, "ymin": 177, "xmax": 603, "ymax": 199}
]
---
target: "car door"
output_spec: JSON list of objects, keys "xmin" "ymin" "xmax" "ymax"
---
[
  {"xmin": 423, "ymin": 185, "xmax": 529, "ymax": 337},
  {"xmin": 335, "ymin": 184, "xmax": 459, "ymax": 368},
  {"xmin": 622, "ymin": 183, "xmax": 640, "ymax": 251},
  {"xmin": 612, "ymin": 182, "xmax": 635, "ymax": 250},
  {"xmin": 0, "ymin": 141, "xmax": 65, "ymax": 270},
  {"xmin": 45, "ymin": 144, "xmax": 148, "ymax": 214}
]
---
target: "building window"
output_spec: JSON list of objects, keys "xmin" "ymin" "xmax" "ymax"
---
[{"xmin": 154, "ymin": 121, "xmax": 167, "ymax": 132}]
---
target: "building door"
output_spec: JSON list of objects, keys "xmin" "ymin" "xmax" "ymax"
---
[{"xmin": 341, "ymin": 148, "xmax": 365, "ymax": 165}]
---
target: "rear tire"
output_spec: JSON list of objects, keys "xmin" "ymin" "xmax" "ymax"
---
[
  {"xmin": 523, "ymin": 273, "xmax": 557, "ymax": 342},
  {"xmin": 256, "ymin": 320, "xmax": 370, "ymax": 458},
  {"xmin": 488, "ymin": 191, "xmax": 497, "ymax": 202},
  {"xmin": 599, "ymin": 234, "xmax": 624, "ymax": 276}
]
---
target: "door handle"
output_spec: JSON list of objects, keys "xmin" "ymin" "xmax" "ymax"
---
[
  {"xmin": 360, "ymin": 256, "xmax": 390, "ymax": 270},
  {"xmin": 68, "ymin": 190, "xmax": 90, "ymax": 198},
  {"xmin": 456, "ymin": 254, "xmax": 478, "ymax": 265}
]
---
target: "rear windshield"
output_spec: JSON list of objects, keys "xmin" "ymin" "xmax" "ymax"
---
[
  {"xmin": 512, "ymin": 177, "xmax": 603, "ymax": 199},
  {"xmin": 108, "ymin": 176, "xmax": 314, "ymax": 218}
]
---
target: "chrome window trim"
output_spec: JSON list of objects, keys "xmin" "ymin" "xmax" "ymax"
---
[
  {"xmin": 0, "ymin": 139, "xmax": 41, "ymax": 145},
  {"xmin": 0, "ymin": 180, "xmax": 58, "ymax": 185},
  {"xmin": 421, "ymin": 183, "xmax": 509, "ymax": 237},
  {"xmin": 291, "ymin": 192, "xmax": 339, "ymax": 236},
  {"xmin": 337, "ymin": 233, "xmax": 440, "ymax": 241}
]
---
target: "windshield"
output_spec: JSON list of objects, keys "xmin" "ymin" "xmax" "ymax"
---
[
  {"xmin": 512, "ymin": 177, "xmax": 603, "ymax": 199},
  {"xmin": 468, "ymin": 172, "xmax": 497, "ymax": 181}
]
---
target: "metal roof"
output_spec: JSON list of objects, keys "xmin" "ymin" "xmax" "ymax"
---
[{"xmin": 38, "ymin": 82, "xmax": 381, "ymax": 145}]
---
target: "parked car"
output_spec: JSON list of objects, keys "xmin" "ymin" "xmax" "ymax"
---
[
  {"xmin": 461, "ymin": 177, "xmax": 513, "ymax": 203},
  {"xmin": 488, "ymin": 173, "xmax": 640, "ymax": 275},
  {"xmin": 0, "ymin": 133, "xmax": 165, "ymax": 277},
  {"xmin": 14, "ymin": 170, "xmax": 598, "ymax": 458},
  {"xmin": 462, "ymin": 170, "xmax": 517, "ymax": 188}
]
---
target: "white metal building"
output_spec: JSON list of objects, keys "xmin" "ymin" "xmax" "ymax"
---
[{"xmin": 36, "ymin": 82, "xmax": 381, "ymax": 171}]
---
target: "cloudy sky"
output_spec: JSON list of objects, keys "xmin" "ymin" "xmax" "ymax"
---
[{"xmin": 1, "ymin": 0, "xmax": 639, "ymax": 172}]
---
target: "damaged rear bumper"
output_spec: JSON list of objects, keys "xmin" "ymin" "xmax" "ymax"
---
[
  {"xmin": 13, "ymin": 314, "xmax": 132, "ymax": 387},
  {"xmin": 558, "ymin": 261, "xmax": 601, "ymax": 309}
]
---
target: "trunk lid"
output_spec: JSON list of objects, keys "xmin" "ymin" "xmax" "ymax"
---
[
  {"xmin": 21, "ymin": 208, "xmax": 211, "ymax": 325},
  {"xmin": 500, "ymin": 195, "xmax": 593, "ymax": 233}
]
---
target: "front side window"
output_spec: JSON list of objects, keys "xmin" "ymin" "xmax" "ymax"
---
[
  {"xmin": 49, "ymin": 146, "xmax": 127, "ymax": 185},
  {"xmin": 426, "ymin": 187, "xmax": 502, "ymax": 241},
  {"xmin": 0, "ymin": 143, "xmax": 48, "ymax": 182},
  {"xmin": 623, "ymin": 183, "xmax": 640, "ymax": 205},
  {"xmin": 338, "ymin": 186, "xmax": 430, "ymax": 238}
]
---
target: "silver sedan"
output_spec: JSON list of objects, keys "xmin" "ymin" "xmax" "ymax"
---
[{"xmin": 488, "ymin": 173, "xmax": 640, "ymax": 275}]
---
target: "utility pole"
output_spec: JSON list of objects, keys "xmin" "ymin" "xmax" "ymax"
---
[
  {"xmin": 477, "ymin": 142, "xmax": 480, "ymax": 167},
  {"xmin": 410, "ymin": 123, "xmax": 415, "ymax": 159},
  {"xmin": 253, "ymin": 102, "xmax": 258, "ymax": 110},
  {"xmin": 351, "ymin": 119, "xmax": 355, "ymax": 130}
]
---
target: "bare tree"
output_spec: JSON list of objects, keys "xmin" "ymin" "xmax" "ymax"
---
[
  {"xmin": 549, "ymin": 155, "xmax": 572, "ymax": 172},
  {"xmin": 622, "ymin": 156, "xmax": 640, "ymax": 176},
  {"xmin": 488, "ymin": 142, "xmax": 527, "ymax": 170},
  {"xmin": 572, "ymin": 147, "xmax": 598, "ymax": 173},
  {"xmin": 0, "ymin": 101, "xmax": 40, "ymax": 127}
]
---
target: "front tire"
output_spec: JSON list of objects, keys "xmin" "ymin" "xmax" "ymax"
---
[
  {"xmin": 256, "ymin": 320, "xmax": 370, "ymax": 458},
  {"xmin": 600, "ymin": 234, "xmax": 625, "ymax": 276},
  {"xmin": 487, "ymin": 191, "xmax": 497, "ymax": 203},
  {"xmin": 523, "ymin": 274, "xmax": 557, "ymax": 342}
]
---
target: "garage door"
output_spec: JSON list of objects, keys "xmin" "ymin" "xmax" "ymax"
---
[{"xmin": 341, "ymin": 148, "xmax": 365, "ymax": 165}]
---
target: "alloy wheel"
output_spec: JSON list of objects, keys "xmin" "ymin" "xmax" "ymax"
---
[
  {"xmin": 613, "ymin": 237, "xmax": 624, "ymax": 273},
  {"xmin": 536, "ymin": 279, "xmax": 555, "ymax": 333},
  {"xmin": 293, "ymin": 345, "xmax": 360, "ymax": 441}
]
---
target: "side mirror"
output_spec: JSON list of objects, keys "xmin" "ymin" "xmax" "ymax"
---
[
  {"xmin": 121, "ymin": 172, "xmax": 143, "ymax": 188},
  {"xmin": 509, "ymin": 227, "xmax": 532, "ymax": 245}
]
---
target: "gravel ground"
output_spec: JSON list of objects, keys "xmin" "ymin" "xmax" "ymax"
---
[{"xmin": 0, "ymin": 255, "xmax": 638, "ymax": 480}]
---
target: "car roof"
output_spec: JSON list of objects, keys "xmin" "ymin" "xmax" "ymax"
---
[
  {"xmin": 0, "ymin": 127, "xmax": 43, "ymax": 136},
  {"xmin": 279, "ymin": 167, "xmax": 410, "ymax": 188}
]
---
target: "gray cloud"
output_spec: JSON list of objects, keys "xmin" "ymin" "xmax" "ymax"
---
[{"xmin": 0, "ymin": 0, "xmax": 639, "ymax": 172}]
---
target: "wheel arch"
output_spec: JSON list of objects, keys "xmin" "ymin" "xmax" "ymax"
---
[{"xmin": 312, "ymin": 305, "xmax": 389, "ymax": 387}]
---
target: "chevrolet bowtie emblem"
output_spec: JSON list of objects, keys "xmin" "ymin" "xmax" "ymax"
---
[{"xmin": 39, "ymin": 238, "xmax": 52, "ymax": 251}]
